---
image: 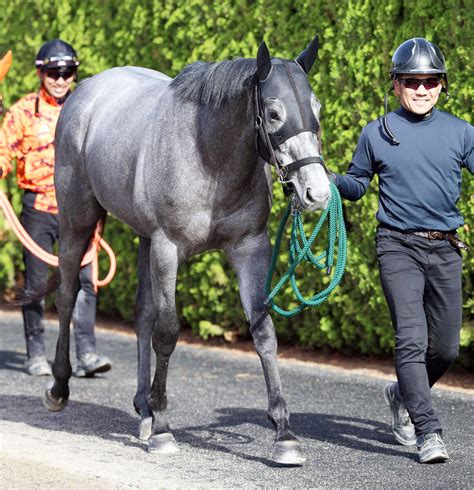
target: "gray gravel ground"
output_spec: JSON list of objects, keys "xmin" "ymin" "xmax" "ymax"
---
[{"xmin": 0, "ymin": 312, "xmax": 472, "ymax": 489}]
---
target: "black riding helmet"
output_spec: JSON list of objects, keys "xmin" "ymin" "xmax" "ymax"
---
[
  {"xmin": 35, "ymin": 39, "xmax": 80, "ymax": 70},
  {"xmin": 34, "ymin": 39, "xmax": 80, "ymax": 115},
  {"xmin": 390, "ymin": 37, "xmax": 448, "ymax": 94},
  {"xmin": 383, "ymin": 37, "xmax": 448, "ymax": 145},
  {"xmin": 391, "ymin": 38, "xmax": 446, "ymax": 75}
]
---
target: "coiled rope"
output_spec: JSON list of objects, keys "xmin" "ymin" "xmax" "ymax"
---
[
  {"xmin": 0, "ymin": 190, "xmax": 116, "ymax": 290},
  {"xmin": 265, "ymin": 182, "xmax": 347, "ymax": 317}
]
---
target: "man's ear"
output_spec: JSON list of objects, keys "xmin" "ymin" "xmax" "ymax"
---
[{"xmin": 36, "ymin": 68, "xmax": 44, "ymax": 82}]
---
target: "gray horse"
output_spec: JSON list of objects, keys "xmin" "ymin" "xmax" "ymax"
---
[{"xmin": 46, "ymin": 36, "xmax": 330, "ymax": 465}]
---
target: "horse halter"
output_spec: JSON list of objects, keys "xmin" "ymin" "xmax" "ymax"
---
[{"xmin": 254, "ymin": 60, "xmax": 327, "ymax": 195}]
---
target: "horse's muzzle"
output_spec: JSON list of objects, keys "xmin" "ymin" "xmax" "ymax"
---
[
  {"xmin": 291, "ymin": 162, "xmax": 330, "ymax": 211},
  {"xmin": 304, "ymin": 186, "xmax": 330, "ymax": 210}
]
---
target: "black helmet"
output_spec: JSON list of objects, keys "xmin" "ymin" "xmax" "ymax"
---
[
  {"xmin": 383, "ymin": 38, "xmax": 449, "ymax": 146},
  {"xmin": 390, "ymin": 37, "xmax": 446, "ymax": 78},
  {"xmin": 35, "ymin": 39, "xmax": 80, "ymax": 70}
]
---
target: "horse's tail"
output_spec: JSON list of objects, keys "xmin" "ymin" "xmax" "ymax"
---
[{"xmin": 9, "ymin": 271, "xmax": 59, "ymax": 306}]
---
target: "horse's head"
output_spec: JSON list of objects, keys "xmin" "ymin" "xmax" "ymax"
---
[{"xmin": 255, "ymin": 36, "xmax": 330, "ymax": 211}]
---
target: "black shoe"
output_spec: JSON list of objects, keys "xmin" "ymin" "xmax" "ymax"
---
[
  {"xmin": 75, "ymin": 352, "xmax": 112, "ymax": 377},
  {"xmin": 417, "ymin": 433, "xmax": 449, "ymax": 464}
]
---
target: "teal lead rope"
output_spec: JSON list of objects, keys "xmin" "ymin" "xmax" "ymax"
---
[{"xmin": 264, "ymin": 182, "xmax": 347, "ymax": 317}]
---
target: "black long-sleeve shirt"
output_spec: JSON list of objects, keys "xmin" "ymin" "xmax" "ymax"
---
[{"xmin": 334, "ymin": 107, "xmax": 474, "ymax": 232}]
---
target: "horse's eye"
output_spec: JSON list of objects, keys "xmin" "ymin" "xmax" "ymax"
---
[{"xmin": 268, "ymin": 110, "xmax": 280, "ymax": 121}]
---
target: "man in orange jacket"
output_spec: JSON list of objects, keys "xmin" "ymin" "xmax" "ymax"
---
[{"xmin": 0, "ymin": 40, "xmax": 111, "ymax": 377}]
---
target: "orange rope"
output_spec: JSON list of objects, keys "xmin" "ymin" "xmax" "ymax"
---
[
  {"xmin": 0, "ymin": 190, "xmax": 116, "ymax": 289},
  {"xmin": 0, "ymin": 50, "xmax": 12, "ymax": 82}
]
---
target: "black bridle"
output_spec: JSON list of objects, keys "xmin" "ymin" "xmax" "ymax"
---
[{"xmin": 253, "ymin": 64, "xmax": 327, "ymax": 196}]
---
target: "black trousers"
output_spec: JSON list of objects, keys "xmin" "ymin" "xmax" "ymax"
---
[
  {"xmin": 376, "ymin": 227, "xmax": 462, "ymax": 436},
  {"xmin": 20, "ymin": 193, "xmax": 97, "ymax": 359}
]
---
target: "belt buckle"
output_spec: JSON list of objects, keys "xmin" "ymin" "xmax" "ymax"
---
[{"xmin": 427, "ymin": 231, "xmax": 442, "ymax": 240}]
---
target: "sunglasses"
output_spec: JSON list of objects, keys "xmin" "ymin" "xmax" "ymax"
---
[
  {"xmin": 44, "ymin": 68, "xmax": 76, "ymax": 80},
  {"xmin": 398, "ymin": 78, "xmax": 441, "ymax": 90}
]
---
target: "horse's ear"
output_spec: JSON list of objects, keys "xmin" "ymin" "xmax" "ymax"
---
[
  {"xmin": 295, "ymin": 35, "xmax": 319, "ymax": 74},
  {"xmin": 257, "ymin": 41, "xmax": 272, "ymax": 82}
]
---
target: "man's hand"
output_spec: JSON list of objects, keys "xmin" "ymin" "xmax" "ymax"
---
[{"xmin": 329, "ymin": 171, "xmax": 339, "ymax": 185}]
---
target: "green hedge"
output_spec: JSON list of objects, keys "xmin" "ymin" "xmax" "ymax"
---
[{"xmin": 0, "ymin": 0, "xmax": 472, "ymax": 366}]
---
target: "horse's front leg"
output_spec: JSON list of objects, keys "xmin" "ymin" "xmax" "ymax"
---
[
  {"xmin": 145, "ymin": 232, "xmax": 180, "ymax": 454},
  {"xmin": 227, "ymin": 232, "xmax": 305, "ymax": 465}
]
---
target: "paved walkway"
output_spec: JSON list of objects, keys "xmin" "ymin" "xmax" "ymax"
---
[{"xmin": 1, "ymin": 314, "xmax": 472, "ymax": 488}]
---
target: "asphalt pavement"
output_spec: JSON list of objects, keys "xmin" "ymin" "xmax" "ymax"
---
[{"xmin": 0, "ymin": 311, "xmax": 472, "ymax": 488}]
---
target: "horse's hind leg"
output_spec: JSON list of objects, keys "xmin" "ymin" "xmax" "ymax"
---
[
  {"xmin": 227, "ymin": 232, "xmax": 305, "ymax": 465},
  {"xmin": 133, "ymin": 237, "xmax": 155, "ymax": 440},
  {"xmin": 44, "ymin": 202, "xmax": 105, "ymax": 412},
  {"xmin": 144, "ymin": 232, "xmax": 180, "ymax": 453}
]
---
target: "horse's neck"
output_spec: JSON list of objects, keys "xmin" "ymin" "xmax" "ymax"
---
[{"xmin": 198, "ymin": 100, "xmax": 258, "ymax": 178}]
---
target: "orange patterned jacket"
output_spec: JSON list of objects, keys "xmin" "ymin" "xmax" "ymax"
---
[{"xmin": 0, "ymin": 88, "xmax": 63, "ymax": 213}]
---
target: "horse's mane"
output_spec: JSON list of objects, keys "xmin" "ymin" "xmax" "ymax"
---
[{"xmin": 170, "ymin": 58, "xmax": 257, "ymax": 108}]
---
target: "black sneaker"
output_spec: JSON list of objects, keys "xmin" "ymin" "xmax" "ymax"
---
[
  {"xmin": 417, "ymin": 433, "xmax": 449, "ymax": 464},
  {"xmin": 383, "ymin": 382, "xmax": 416, "ymax": 446},
  {"xmin": 25, "ymin": 355, "xmax": 52, "ymax": 376},
  {"xmin": 75, "ymin": 352, "xmax": 111, "ymax": 377}
]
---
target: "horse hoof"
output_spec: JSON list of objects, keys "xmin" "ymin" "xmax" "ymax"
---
[
  {"xmin": 272, "ymin": 440, "xmax": 306, "ymax": 466},
  {"xmin": 148, "ymin": 433, "xmax": 180, "ymax": 454},
  {"xmin": 138, "ymin": 417, "xmax": 153, "ymax": 440},
  {"xmin": 43, "ymin": 387, "xmax": 68, "ymax": 412}
]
